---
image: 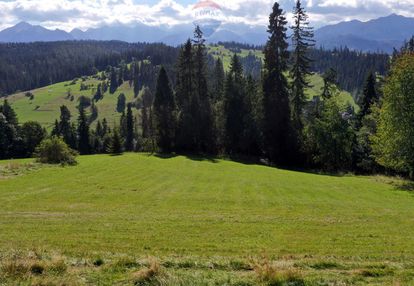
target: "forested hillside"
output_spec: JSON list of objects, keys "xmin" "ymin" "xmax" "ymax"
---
[
  {"xmin": 0, "ymin": 40, "xmax": 390, "ymax": 98},
  {"xmin": 0, "ymin": 41, "xmax": 178, "ymax": 96}
]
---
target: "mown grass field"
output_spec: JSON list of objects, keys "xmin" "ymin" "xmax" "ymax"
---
[
  {"xmin": 7, "ymin": 78, "xmax": 139, "ymax": 130},
  {"xmin": 0, "ymin": 154, "xmax": 413, "ymax": 285}
]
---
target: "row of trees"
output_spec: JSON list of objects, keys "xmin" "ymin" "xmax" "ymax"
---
[
  {"xmin": 149, "ymin": 1, "xmax": 355, "ymax": 169},
  {"xmin": 0, "ymin": 100, "xmax": 46, "ymax": 159},
  {"xmin": 149, "ymin": 1, "xmax": 414, "ymax": 177},
  {"xmin": 0, "ymin": 38, "xmax": 389, "ymax": 99}
]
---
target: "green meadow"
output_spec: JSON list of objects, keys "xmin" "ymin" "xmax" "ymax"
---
[
  {"xmin": 0, "ymin": 154, "xmax": 413, "ymax": 285},
  {"xmin": 7, "ymin": 78, "xmax": 139, "ymax": 130}
]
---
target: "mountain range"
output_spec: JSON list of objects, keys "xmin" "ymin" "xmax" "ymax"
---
[
  {"xmin": 314, "ymin": 14, "xmax": 414, "ymax": 53},
  {"xmin": 0, "ymin": 14, "xmax": 413, "ymax": 53}
]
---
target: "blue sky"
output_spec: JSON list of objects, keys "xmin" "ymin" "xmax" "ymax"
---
[{"xmin": 0, "ymin": 0, "xmax": 413, "ymax": 31}]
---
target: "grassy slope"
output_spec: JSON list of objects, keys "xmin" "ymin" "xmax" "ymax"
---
[
  {"xmin": 7, "ymin": 78, "xmax": 138, "ymax": 130},
  {"xmin": 0, "ymin": 154, "xmax": 413, "ymax": 284},
  {"xmin": 6, "ymin": 46, "xmax": 358, "ymax": 129}
]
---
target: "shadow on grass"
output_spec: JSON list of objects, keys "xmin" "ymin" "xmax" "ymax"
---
[
  {"xmin": 152, "ymin": 152, "xmax": 270, "ymax": 166},
  {"xmin": 393, "ymin": 181, "xmax": 414, "ymax": 193},
  {"xmin": 289, "ymin": 167, "xmax": 352, "ymax": 178},
  {"xmin": 144, "ymin": 152, "xmax": 371, "ymax": 179},
  {"xmin": 153, "ymin": 153, "xmax": 220, "ymax": 163},
  {"xmin": 151, "ymin": 152, "xmax": 356, "ymax": 177},
  {"xmin": 110, "ymin": 153, "xmax": 123, "ymax": 157}
]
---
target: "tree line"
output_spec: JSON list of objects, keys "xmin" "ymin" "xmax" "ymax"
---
[
  {"xmin": 0, "ymin": 41, "xmax": 178, "ymax": 96},
  {"xmin": 2, "ymin": 1, "xmax": 414, "ymax": 178},
  {"xmin": 0, "ymin": 37, "xmax": 390, "ymax": 99}
]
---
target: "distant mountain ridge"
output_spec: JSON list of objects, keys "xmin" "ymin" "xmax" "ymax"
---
[
  {"xmin": 0, "ymin": 14, "xmax": 413, "ymax": 52},
  {"xmin": 0, "ymin": 22, "xmax": 74, "ymax": 42},
  {"xmin": 315, "ymin": 14, "xmax": 414, "ymax": 52}
]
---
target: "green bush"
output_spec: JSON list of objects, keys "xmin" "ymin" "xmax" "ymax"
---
[{"xmin": 35, "ymin": 136, "xmax": 78, "ymax": 165}]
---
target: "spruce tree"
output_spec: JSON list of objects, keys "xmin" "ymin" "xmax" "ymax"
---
[
  {"xmin": 109, "ymin": 128, "xmax": 123, "ymax": 155},
  {"xmin": 102, "ymin": 118, "xmax": 109, "ymax": 135},
  {"xmin": 118, "ymin": 65, "xmax": 124, "ymax": 87},
  {"xmin": 77, "ymin": 107, "xmax": 90, "ymax": 155},
  {"xmin": 120, "ymin": 111, "xmax": 127, "ymax": 139},
  {"xmin": 243, "ymin": 76, "xmax": 262, "ymax": 156},
  {"xmin": 262, "ymin": 2, "xmax": 293, "ymax": 165},
  {"xmin": 353, "ymin": 73, "xmax": 379, "ymax": 172},
  {"xmin": 51, "ymin": 120, "xmax": 60, "ymax": 137},
  {"xmin": 90, "ymin": 102, "xmax": 98, "ymax": 124},
  {"xmin": 321, "ymin": 68, "xmax": 338, "ymax": 99},
  {"xmin": 290, "ymin": 0, "xmax": 314, "ymax": 132},
  {"xmin": 59, "ymin": 105, "xmax": 77, "ymax": 149},
  {"xmin": 359, "ymin": 72, "xmax": 378, "ymax": 119},
  {"xmin": 0, "ymin": 112, "xmax": 17, "ymax": 159},
  {"xmin": 224, "ymin": 55, "xmax": 246, "ymax": 154},
  {"xmin": 93, "ymin": 83, "xmax": 103, "ymax": 101},
  {"xmin": 193, "ymin": 26, "xmax": 214, "ymax": 153},
  {"xmin": 133, "ymin": 62, "xmax": 141, "ymax": 98},
  {"xmin": 141, "ymin": 87, "xmax": 154, "ymax": 139},
  {"xmin": 117, "ymin": 93, "xmax": 126, "ymax": 113},
  {"xmin": 212, "ymin": 58, "xmax": 225, "ymax": 102},
  {"xmin": 125, "ymin": 103, "xmax": 135, "ymax": 151},
  {"xmin": 109, "ymin": 67, "xmax": 119, "ymax": 94},
  {"xmin": 96, "ymin": 120, "xmax": 104, "ymax": 138},
  {"xmin": 153, "ymin": 67, "xmax": 176, "ymax": 153},
  {"xmin": 211, "ymin": 58, "xmax": 226, "ymax": 152},
  {"xmin": 0, "ymin": 100, "xmax": 18, "ymax": 127},
  {"xmin": 175, "ymin": 40, "xmax": 196, "ymax": 152}
]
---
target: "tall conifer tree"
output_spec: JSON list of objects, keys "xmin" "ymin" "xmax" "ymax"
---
[
  {"xmin": 193, "ymin": 26, "xmax": 214, "ymax": 153},
  {"xmin": 133, "ymin": 61, "xmax": 141, "ymax": 97},
  {"xmin": 110, "ymin": 67, "xmax": 119, "ymax": 94},
  {"xmin": 175, "ymin": 40, "xmax": 195, "ymax": 151},
  {"xmin": 77, "ymin": 107, "xmax": 90, "ymax": 155},
  {"xmin": 125, "ymin": 103, "xmax": 135, "ymax": 151},
  {"xmin": 0, "ymin": 100, "xmax": 18, "ymax": 127},
  {"xmin": 359, "ymin": 72, "xmax": 378, "ymax": 120},
  {"xmin": 224, "ymin": 55, "xmax": 246, "ymax": 154},
  {"xmin": 290, "ymin": 0, "xmax": 314, "ymax": 132},
  {"xmin": 212, "ymin": 58, "xmax": 225, "ymax": 102},
  {"xmin": 153, "ymin": 67, "xmax": 176, "ymax": 152},
  {"xmin": 262, "ymin": 2, "xmax": 292, "ymax": 165},
  {"xmin": 141, "ymin": 87, "xmax": 154, "ymax": 139}
]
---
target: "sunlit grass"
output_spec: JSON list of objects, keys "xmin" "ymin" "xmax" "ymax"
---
[{"xmin": 0, "ymin": 153, "xmax": 413, "ymax": 284}]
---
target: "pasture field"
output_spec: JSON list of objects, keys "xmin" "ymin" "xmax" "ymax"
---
[
  {"xmin": 6, "ymin": 78, "xmax": 138, "ymax": 130},
  {"xmin": 0, "ymin": 154, "xmax": 413, "ymax": 285}
]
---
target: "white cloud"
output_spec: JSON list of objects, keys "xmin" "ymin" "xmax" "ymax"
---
[{"xmin": 0, "ymin": 0, "xmax": 413, "ymax": 31}]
